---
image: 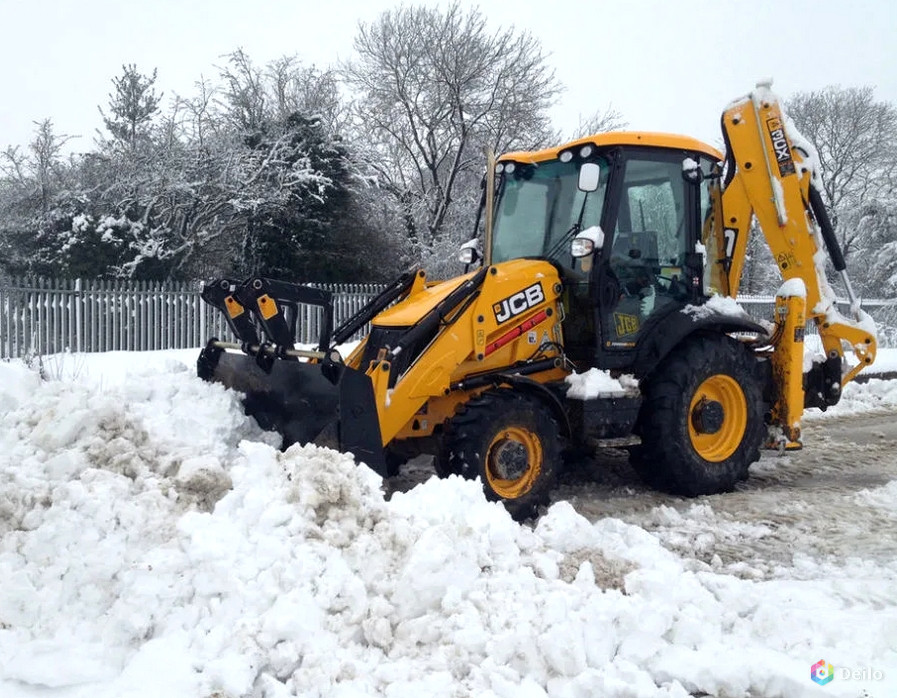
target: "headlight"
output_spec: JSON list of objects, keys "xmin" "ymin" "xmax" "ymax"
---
[{"xmin": 571, "ymin": 237, "xmax": 594, "ymax": 258}]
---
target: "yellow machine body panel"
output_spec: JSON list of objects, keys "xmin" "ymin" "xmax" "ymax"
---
[
  {"xmin": 373, "ymin": 272, "xmax": 476, "ymax": 327},
  {"xmin": 500, "ymin": 131, "xmax": 722, "ymax": 164},
  {"xmin": 362, "ymin": 258, "xmax": 567, "ymax": 445}
]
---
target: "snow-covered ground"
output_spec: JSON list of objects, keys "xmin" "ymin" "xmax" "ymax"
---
[{"xmin": 1, "ymin": 349, "xmax": 895, "ymax": 697}]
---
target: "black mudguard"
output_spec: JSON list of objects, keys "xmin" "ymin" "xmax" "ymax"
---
[
  {"xmin": 631, "ymin": 309, "xmax": 769, "ymax": 378},
  {"xmin": 198, "ymin": 346, "xmax": 387, "ymax": 476}
]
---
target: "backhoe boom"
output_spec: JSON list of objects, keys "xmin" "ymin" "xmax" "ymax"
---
[{"xmin": 709, "ymin": 82, "xmax": 876, "ymax": 439}]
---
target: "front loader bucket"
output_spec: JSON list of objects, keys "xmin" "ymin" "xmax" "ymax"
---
[
  {"xmin": 197, "ymin": 344, "xmax": 387, "ymax": 476},
  {"xmin": 200, "ymin": 347, "xmax": 339, "ymax": 445},
  {"xmin": 195, "ymin": 273, "xmax": 422, "ymax": 478}
]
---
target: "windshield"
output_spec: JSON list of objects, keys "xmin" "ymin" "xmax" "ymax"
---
[{"xmin": 491, "ymin": 157, "xmax": 608, "ymax": 265}]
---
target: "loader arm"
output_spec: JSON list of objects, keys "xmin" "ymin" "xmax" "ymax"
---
[{"xmin": 708, "ymin": 82, "xmax": 877, "ymax": 438}]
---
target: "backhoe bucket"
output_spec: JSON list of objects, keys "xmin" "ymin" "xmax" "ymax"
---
[{"xmin": 197, "ymin": 343, "xmax": 388, "ymax": 476}]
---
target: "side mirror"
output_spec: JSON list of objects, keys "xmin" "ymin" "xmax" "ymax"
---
[
  {"xmin": 458, "ymin": 239, "xmax": 481, "ymax": 265},
  {"xmin": 571, "ymin": 225, "xmax": 604, "ymax": 258},
  {"xmin": 578, "ymin": 162, "xmax": 601, "ymax": 192}
]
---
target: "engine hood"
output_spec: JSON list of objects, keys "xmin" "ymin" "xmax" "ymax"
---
[{"xmin": 373, "ymin": 259, "xmax": 561, "ymax": 328}]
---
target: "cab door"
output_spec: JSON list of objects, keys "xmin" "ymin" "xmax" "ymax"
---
[{"xmin": 598, "ymin": 151, "xmax": 698, "ymax": 351}]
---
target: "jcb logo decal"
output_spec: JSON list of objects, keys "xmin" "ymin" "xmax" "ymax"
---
[
  {"xmin": 493, "ymin": 282, "xmax": 545, "ymax": 323},
  {"xmin": 614, "ymin": 312, "xmax": 639, "ymax": 337},
  {"xmin": 766, "ymin": 116, "xmax": 796, "ymax": 177}
]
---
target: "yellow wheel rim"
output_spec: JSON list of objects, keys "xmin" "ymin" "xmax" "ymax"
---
[
  {"xmin": 687, "ymin": 375, "xmax": 747, "ymax": 462},
  {"xmin": 484, "ymin": 426, "xmax": 542, "ymax": 499}
]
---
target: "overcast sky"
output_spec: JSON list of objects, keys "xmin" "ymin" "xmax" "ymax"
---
[{"xmin": 2, "ymin": 0, "xmax": 895, "ymax": 154}]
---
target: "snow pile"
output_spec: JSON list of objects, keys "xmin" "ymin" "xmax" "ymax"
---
[
  {"xmin": 565, "ymin": 368, "xmax": 639, "ymax": 399},
  {"xmin": 0, "ymin": 356, "xmax": 895, "ymax": 697},
  {"xmin": 778, "ymin": 278, "xmax": 807, "ymax": 298}
]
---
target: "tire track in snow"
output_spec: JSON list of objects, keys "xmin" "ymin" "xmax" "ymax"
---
[{"xmin": 556, "ymin": 411, "xmax": 897, "ymax": 580}]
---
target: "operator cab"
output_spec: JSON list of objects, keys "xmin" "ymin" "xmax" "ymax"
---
[{"xmin": 490, "ymin": 133, "xmax": 723, "ymax": 367}]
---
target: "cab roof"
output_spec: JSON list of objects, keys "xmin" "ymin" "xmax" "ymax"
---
[{"xmin": 499, "ymin": 131, "xmax": 723, "ymax": 163}]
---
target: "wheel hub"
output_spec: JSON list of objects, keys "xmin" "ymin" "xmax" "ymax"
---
[
  {"xmin": 687, "ymin": 374, "xmax": 748, "ymax": 462},
  {"xmin": 691, "ymin": 398, "xmax": 725, "ymax": 434},
  {"xmin": 490, "ymin": 438, "xmax": 529, "ymax": 480},
  {"xmin": 484, "ymin": 425, "xmax": 543, "ymax": 500}
]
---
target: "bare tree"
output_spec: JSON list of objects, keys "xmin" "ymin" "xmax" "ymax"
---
[
  {"xmin": 569, "ymin": 106, "xmax": 628, "ymax": 140},
  {"xmin": 217, "ymin": 49, "xmax": 268, "ymax": 133},
  {"xmin": 30, "ymin": 120, "xmax": 76, "ymax": 212},
  {"xmin": 343, "ymin": 2, "xmax": 562, "ymax": 247},
  {"xmin": 217, "ymin": 50, "xmax": 346, "ymax": 135},
  {"xmin": 1, "ymin": 120, "xmax": 75, "ymax": 213},
  {"xmin": 786, "ymin": 85, "xmax": 897, "ymax": 257},
  {"xmin": 267, "ymin": 56, "xmax": 345, "ymax": 133}
]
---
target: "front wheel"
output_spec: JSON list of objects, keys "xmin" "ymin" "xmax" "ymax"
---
[
  {"xmin": 632, "ymin": 334, "xmax": 765, "ymax": 496},
  {"xmin": 445, "ymin": 390, "xmax": 561, "ymax": 520}
]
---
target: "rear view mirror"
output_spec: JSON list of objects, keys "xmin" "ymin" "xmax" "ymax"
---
[{"xmin": 578, "ymin": 162, "xmax": 601, "ymax": 192}]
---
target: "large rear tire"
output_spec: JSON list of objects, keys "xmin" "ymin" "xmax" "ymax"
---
[
  {"xmin": 445, "ymin": 390, "xmax": 561, "ymax": 520},
  {"xmin": 632, "ymin": 334, "xmax": 765, "ymax": 496}
]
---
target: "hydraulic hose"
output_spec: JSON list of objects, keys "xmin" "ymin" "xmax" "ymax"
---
[{"xmin": 808, "ymin": 185, "xmax": 846, "ymax": 272}]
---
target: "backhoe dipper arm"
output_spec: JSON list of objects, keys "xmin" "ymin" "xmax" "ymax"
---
[{"xmin": 708, "ymin": 83, "xmax": 876, "ymax": 433}]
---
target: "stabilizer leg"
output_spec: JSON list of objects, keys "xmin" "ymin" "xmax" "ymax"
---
[{"xmin": 766, "ymin": 289, "xmax": 806, "ymax": 450}]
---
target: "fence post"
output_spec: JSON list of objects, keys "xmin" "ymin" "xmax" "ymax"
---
[
  {"xmin": 75, "ymin": 278, "xmax": 83, "ymax": 353},
  {"xmin": 199, "ymin": 282, "xmax": 206, "ymax": 345}
]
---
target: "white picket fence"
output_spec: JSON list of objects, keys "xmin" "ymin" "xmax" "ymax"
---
[
  {"xmin": 0, "ymin": 278, "xmax": 385, "ymax": 359},
  {"xmin": 1, "ymin": 278, "xmax": 895, "ymax": 359}
]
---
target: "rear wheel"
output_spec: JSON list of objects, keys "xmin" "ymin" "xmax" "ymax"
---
[
  {"xmin": 632, "ymin": 334, "xmax": 765, "ymax": 495},
  {"xmin": 445, "ymin": 390, "xmax": 561, "ymax": 520}
]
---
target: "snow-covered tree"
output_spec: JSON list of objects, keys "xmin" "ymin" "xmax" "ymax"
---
[
  {"xmin": 217, "ymin": 50, "xmax": 346, "ymax": 136},
  {"xmin": 847, "ymin": 199, "xmax": 897, "ymax": 294},
  {"xmin": 236, "ymin": 112, "xmax": 345, "ymax": 279},
  {"xmin": 342, "ymin": 2, "xmax": 562, "ymax": 269},
  {"xmin": 0, "ymin": 120, "xmax": 81, "ymax": 275},
  {"xmin": 99, "ymin": 64, "xmax": 163, "ymax": 150},
  {"xmin": 786, "ymin": 90, "xmax": 897, "ymax": 246},
  {"xmin": 0, "ymin": 53, "xmax": 404, "ymax": 282},
  {"xmin": 739, "ymin": 222, "xmax": 780, "ymax": 296}
]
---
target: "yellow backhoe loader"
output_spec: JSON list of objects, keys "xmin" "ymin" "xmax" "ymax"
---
[{"xmin": 198, "ymin": 82, "xmax": 877, "ymax": 519}]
